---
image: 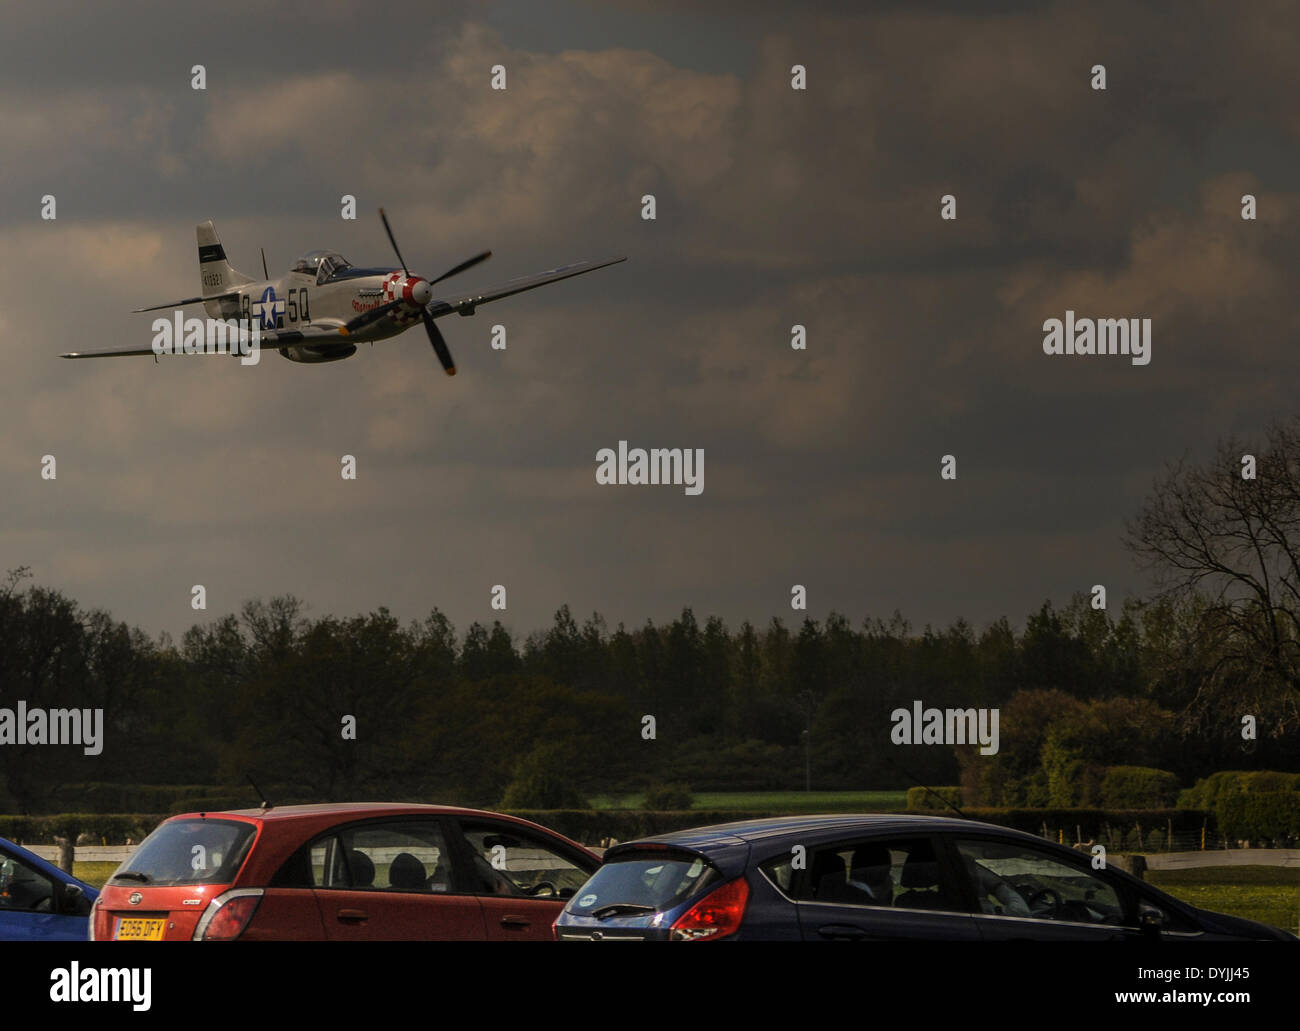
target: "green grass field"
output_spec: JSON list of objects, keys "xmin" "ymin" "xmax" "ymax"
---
[
  {"xmin": 587, "ymin": 790, "xmax": 909, "ymax": 812},
  {"xmin": 1148, "ymin": 866, "xmax": 1300, "ymax": 936},
  {"xmin": 74, "ymin": 862, "xmax": 119, "ymax": 890}
]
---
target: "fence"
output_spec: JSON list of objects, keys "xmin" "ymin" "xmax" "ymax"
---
[{"xmin": 1029, "ymin": 823, "xmax": 1276, "ymax": 854}]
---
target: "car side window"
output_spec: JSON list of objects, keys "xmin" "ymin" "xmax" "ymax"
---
[
  {"xmin": 0, "ymin": 850, "xmax": 56, "ymax": 913},
  {"xmin": 795, "ymin": 837, "xmax": 965, "ymax": 913},
  {"xmin": 271, "ymin": 834, "xmax": 342, "ymax": 888},
  {"xmin": 308, "ymin": 821, "xmax": 457, "ymax": 894},
  {"xmin": 458, "ymin": 821, "xmax": 589, "ymax": 900},
  {"xmin": 761, "ymin": 855, "xmax": 796, "ymax": 895},
  {"xmin": 955, "ymin": 838, "xmax": 1124, "ymax": 925}
]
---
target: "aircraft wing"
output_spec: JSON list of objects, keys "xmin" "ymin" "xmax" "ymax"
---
[
  {"xmin": 60, "ymin": 321, "xmax": 346, "ymax": 359},
  {"xmin": 425, "ymin": 256, "xmax": 626, "ymax": 319}
]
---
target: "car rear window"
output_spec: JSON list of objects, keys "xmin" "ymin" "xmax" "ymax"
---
[
  {"xmin": 565, "ymin": 853, "xmax": 719, "ymax": 916},
  {"xmin": 111, "ymin": 818, "xmax": 256, "ymax": 887}
]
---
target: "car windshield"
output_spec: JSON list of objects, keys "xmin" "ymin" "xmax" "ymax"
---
[
  {"xmin": 565, "ymin": 854, "xmax": 719, "ymax": 916},
  {"xmin": 111, "ymin": 818, "xmax": 256, "ymax": 887}
]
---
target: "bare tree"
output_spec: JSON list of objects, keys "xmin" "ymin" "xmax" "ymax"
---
[{"xmin": 1126, "ymin": 420, "xmax": 1300, "ymax": 733}]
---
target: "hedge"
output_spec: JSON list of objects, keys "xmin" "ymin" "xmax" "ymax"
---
[
  {"xmin": 1177, "ymin": 771, "xmax": 1300, "ymax": 810},
  {"xmin": 643, "ymin": 783, "xmax": 695, "ymax": 810},
  {"xmin": 0, "ymin": 813, "xmax": 164, "ymax": 845},
  {"xmin": 502, "ymin": 810, "xmax": 763, "ymax": 844},
  {"xmin": 906, "ymin": 786, "xmax": 964, "ymax": 811},
  {"xmin": 33, "ymin": 784, "xmax": 214, "ymax": 814},
  {"xmin": 1098, "ymin": 767, "xmax": 1179, "ymax": 809},
  {"xmin": 30, "ymin": 783, "xmax": 333, "ymax": 815},
  {"xmin": 1217, "ymin": 791, "xmax": 1300, "ymax": 843}
]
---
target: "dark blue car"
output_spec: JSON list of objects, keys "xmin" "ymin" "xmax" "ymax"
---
[
  {"xmin": 0, "ymin": 836, "xmax": 98, "ymax": 941},
  {"xmin": 555, "ymin": 814, "xmax": 1298, "ymax": 942}
]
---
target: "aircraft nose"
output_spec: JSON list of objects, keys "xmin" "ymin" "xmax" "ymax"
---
[{"xmin": 410, "ymin": 278, "xmax": 432, "ymax": 306}]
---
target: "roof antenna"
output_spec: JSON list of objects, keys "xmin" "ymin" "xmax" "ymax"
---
[
  {"xmin": 246, "ymin": 773, "xmax": 272, "ymax": 811},
  {"xmin": 880, "ymin": 751, "xmax": 966, "ymax": 819},
  {"xmin": 260, "ymin": 248, "xmax": 269, "ymax": 280}
]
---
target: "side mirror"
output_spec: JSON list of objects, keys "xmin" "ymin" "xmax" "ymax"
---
[
  {"xmin": 1138, "ymin": 901, "xmax": 1166, "ymax": 936},
  {"xmin": 60, "ymin": 883, "xmax": 91, "ymax": 916}
]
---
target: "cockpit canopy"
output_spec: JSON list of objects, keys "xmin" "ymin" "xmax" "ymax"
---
[{"xmin": 291, "ymin": 249, "xmax": 353, "ymax": 285}]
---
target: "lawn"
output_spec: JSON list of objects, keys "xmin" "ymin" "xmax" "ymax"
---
[
  {"xmin": 1148, "ymin": 865, "xmax": 1300, "ymax": 936},
  {"xmin": 74, "ymin": 861, "xmax": 120, "ymax": 890},
  {"xmin": 586, "ymin": 789, "xmax": 909, "ymax": 812}
]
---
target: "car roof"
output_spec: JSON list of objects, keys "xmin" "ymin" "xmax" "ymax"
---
[
  {"xmin": 721, "ymin": 813, "xmax": 974, "ymax": 841},
  {"xmin": 629, "ymin": 812, "xmax": 975, "ymax": 849},
  {"xmin": 608, "ymin": 813, "xmax": 1049, "ymax": 875},
  {"xmin": 185, "ymin": 802, "xmax": 470, "ymax": 821}
]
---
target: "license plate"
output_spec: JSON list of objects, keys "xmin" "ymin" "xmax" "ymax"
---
[{"xmin": 114, "ymin": 917, "xmax": 166, "ymax": 941}]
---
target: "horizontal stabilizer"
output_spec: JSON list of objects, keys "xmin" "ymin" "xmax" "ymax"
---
[{"xmin": 132, "ymin": 292, "xmax": 240, "ymax": 313}]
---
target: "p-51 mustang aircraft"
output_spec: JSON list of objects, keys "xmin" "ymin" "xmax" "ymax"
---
[{"xmin": 61, "ymin": 209, "xmax": 625, "ymax": 374}]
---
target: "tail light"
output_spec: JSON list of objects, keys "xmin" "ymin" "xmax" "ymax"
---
[
  {"xmin": 193, "ymin": 888, "xmax": 263, "ymax": 941},
  {"xmin": 669, "ymin": 877, "xmax": 749, "ymax": 941}
]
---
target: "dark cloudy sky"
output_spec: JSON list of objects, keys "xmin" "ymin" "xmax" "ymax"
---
[{"xmin": 2, "ymin": 1, "xmax": 1298, "ymax": 642}]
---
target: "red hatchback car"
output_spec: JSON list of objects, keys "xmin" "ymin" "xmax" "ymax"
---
[{"xmin": 91, "ymin": 803, "xmax": 600, "ymax": 941}]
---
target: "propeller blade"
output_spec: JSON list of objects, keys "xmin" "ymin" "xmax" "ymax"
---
[
  {"xmin": 423, "ymin": 310, "xmax": 456, "ymax": 375},
  {"xmin": 340, "ymin": 299, "xmax": 405, "ymax": 335},
  {"xmin": 428, "ymin": 250, "xmax": 492, "ymax": 287},
  {"xmin": 378, "ymin": 207, "xmax": 409, "ymax": 275},
  {"xmin": 379, "ymin": 208, "xmax": 488, "ymax": 287}
]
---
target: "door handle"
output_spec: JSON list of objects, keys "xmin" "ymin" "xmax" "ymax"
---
[
  {"xmin": 499, "ymin": 915, "xmax": 531, "ymax": 929},
  {"xmin": 337, "ymin": 908, "xmax": 369, "ymax": 923},
  {"xmin": 818, "ymin": 924, "xmax": 869, "ymax": 940}
]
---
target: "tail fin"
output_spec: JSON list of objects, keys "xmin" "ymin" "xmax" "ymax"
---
[{"xmin": 197, "ymin": 220, "xmax": 254, "ymax": 299}]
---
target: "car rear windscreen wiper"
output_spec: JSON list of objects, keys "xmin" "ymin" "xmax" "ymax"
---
[
  {"xmin": 591, "ymin": 903, "xmax": 656, "ymax": 920},
  {"xmin": 111, "ymin": 871, "xmax": 150, "ymax": 883}
]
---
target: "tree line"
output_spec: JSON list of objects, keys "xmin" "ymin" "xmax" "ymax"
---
[
  {"xmin": 1, "ymin": 578, "xmax": 1296, "ymax": 814},
  {"xmin": 6, "ymin": 417, "xmax": 1300, "ymax": 814}
]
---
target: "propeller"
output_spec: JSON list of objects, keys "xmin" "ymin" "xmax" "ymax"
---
[
  {"xmin": 339, "ymin": 208, "xmax": 489, "ymax": 374},
  {"xmin": 378, "ymin": 207, "xmax": 410, "ymax": 275},
  {"xmin": 342, "ymin": 298, "xmax": 406, "ymax": 334},
  {"xmin": 425, "ymin": 248, "xmax": 492, "ymax": 288},
  {"xmin": 423, "ymin": 310, "xmax": 456, "ymax": 375}
]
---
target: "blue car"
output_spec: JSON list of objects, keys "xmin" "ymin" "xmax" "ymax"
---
[
  {"xmin": 0, "ymin": 836, "xmax": 98, "ymax": 941},
  {"xmin": 555, "ymin": 814, "xmax": 1298, "ymax": 942}
]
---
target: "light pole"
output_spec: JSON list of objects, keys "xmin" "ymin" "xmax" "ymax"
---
[{"xmin": 801, "ymin": 727, "xmax": 811, "ymax": 792}]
